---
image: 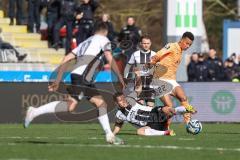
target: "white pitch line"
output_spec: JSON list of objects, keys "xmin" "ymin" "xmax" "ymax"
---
[
  {"xmin": 0, "ymin": 158, "xmax": 47, "ymax": 160},
  {"xmin": 1, "ymin": 143, "xmax": 240, "ymax": 152},
  {"xmin": 178, "ymin": 138, "xmax": 195, "ymax": 141},
  {"xmin": 0, "ymin": 136, "xmax": 75, "ymax": 140}
]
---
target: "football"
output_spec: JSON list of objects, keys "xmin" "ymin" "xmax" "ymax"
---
[{"xmin": 186, "ymin": 119, "xmax": 202, "ymax": 135}]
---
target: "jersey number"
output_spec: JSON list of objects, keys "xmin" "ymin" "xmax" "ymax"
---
[{"xmin": 79, "ymin": 40, "xmax": 91, "ymax": 56}]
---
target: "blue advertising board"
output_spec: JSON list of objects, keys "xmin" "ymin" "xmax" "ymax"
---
[{"xmin": 0, "ymin": 71, "xmax": 118, "ymax": 82}]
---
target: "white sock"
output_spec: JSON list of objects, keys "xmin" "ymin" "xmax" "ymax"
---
[
  {"xmin": 175, "ymin": 106, "xmax": 187, "ymax": 114},
  {"xmin": 144, "ymin": 128, "xmax": 166, "ymax": 136},
  {"xmin": 98, "ymin": 107, "xmax": 113, "ymax": 135},
  {"xmin": 33, "ymin": 101, "xmax": 68, "ymax": 118}
]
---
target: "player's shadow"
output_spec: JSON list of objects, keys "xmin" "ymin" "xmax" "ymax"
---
[
  {"xmin": 116, "ymin": 132, "xmax": 136, "ymax": 136},
  {"xmin": 14, "ymin": 140, "xmax": 74, "ymax": 145}
]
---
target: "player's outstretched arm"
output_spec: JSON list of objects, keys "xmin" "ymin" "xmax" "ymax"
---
[
  {"xmin": 113, "ymin": 122, "xmax": 124, "ymax": 135},
  {"xmin": 49, "ymin": 53, "xmax": 76, "ymax": 92},
  {"xmin": 124, "ymin": 63, "xmax": 132, "ymax": 79}
]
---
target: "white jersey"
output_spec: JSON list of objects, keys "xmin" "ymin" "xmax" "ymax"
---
[
  {"xmin": 126, "ymin": 50, "xmax": 156, "ymax": 77},
  {"xmin": 71, "ymin": 34, "xmax": 111, "ymax": 75},
  {"xmin": 115, "ymin": 102, "xmax": 153, "ymax": 127},
  {"xmin": 128, "ymin": 50, "xmax": 156, "ymax": 65}
]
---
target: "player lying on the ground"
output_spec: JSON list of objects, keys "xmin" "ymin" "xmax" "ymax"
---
[
  {"xmin": 112, "ymin": 92, "xmax": 194, "ymax": 136},
  {"xmin": 24, "ymin": 22, "xmax": 125, "ymax": 145}
]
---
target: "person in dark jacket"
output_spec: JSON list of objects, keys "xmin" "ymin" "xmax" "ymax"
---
[
  {"xmin": 8, "ymin": 0, "xmax": 23, "ymax": 25},
  {"xmin": 101, "ymin": 13, "xmax": 116, "ymax": 42},
  {"xmin": 27, "ymin": 0, "xmax": 41, "ymax": 33},
  {"xmin": 46, "ymin": 0, "xmax": 61, "ymax": 46},
  {"xmin": 206, "ymin": 49, "xmax": 223, "ymax": 81},
  {"xmin": 76, "ymin": 0, "xmax": 99, "ymax": 44},
  {"xmin": 187, "ymin": 52, "xmax": 198, "ymax": 82},
  {"xmin": 118, "ymin": 16, "xmax": 142, "ymax": 61},
  {"xmin": 195, "ymin": 53, "xmax": 208, "ymax": 82},
  {"xmin": 52, "ymin": 0, "xmax": 82, "ymax": 54},
  {"xmin": 223, "ymin": 58, "xmax": 238, "ymax": 81}
]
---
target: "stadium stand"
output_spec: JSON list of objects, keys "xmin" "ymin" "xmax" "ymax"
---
[{"xmin": 0, "ymin": 9, "xmax": 64, "ymax": 71}]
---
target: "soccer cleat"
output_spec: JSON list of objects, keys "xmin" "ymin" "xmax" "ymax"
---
[
  {"xmin": 185, "ymin": 104, "xmax": 197, "ymax": 114},
  {"xmin": 106, "ymin": 133, "xmax": 124, "ymax": 145},
  {"xmin": 24, "ymin": 106, "xmax": 35, "ymax": 128},
  {"xmin": 165, "ymin": 130, "xmax": 176, "ymax": 136}
]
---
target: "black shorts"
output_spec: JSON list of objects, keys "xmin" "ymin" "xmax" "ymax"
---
[
  {"xmin": 138, "ymin": 76, "xmax": 154, "ymax": 101},
  {"xmin": 67, "ymin": 73, "xmax": 100, "ymax": 101},
  {"xmin": 138, "ymin": 87, "xmax": 155, "ymax": 101},
  {"xmin": 147, "ymin": 107, "xmax": 168, "ymax": 131}
]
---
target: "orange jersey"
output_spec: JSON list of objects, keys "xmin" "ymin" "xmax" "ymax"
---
[{"xmin": 152, "ymin": 42, "xmax": 182, "ymax": 80}]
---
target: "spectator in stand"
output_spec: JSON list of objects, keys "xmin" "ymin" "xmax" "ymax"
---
[
  {"xmin": 52, "ymin": 0, "xmax": 82, "ymax": 54},
  {"xmin": 27, "ymin": 0, "xmax": 41, "ymax": 33},
  {"xmin": 206, "ymin": 49, "xmax": 223, "ymax": 81},
  {"xmin": 76, "ymin": 0, "xmax": 99, "ymax": 44},
  {"xmin": 8, "ymin": 0, "xmax": 23, "ymax": 25},
  {"xmin": 0, "ymin": 28, "xmax": 27, "ymax": 62},
  {"xmin": 195, "ymin": 53, "xmax": 208, "ymax": 82},
  {"xmin": 223, "ymin": 58, "xmax": 238, "ymax": 81},
  {"xmin": 187, "ymin": 52, "xmax": 198, "ymax": 82},
  {"xmin": 46, "ymin": 0, "xmax": 61, "ymax": 46},
  {"xmin": 118, "ymin": 16, "xmax": 142, "ymax": 61},
  {"xmin": 101, "ymin": 13, "xmax": 116, "ymax": 42}
]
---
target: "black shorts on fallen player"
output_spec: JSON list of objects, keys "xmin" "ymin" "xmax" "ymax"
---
[{"xmin": 147, "ymin": 107, "xmax": 168, "ymax": 131}]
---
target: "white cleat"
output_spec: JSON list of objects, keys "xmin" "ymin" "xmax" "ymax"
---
[
  {"xmin": 106, "ymin": 133, "xmax": 124, "ymax": 145},
  {"xmin": 24, "ymin": 106, "xmax": 35, "ymax": 128}
]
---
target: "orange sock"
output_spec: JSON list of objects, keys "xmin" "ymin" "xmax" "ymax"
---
[
  {"xmin": 181, "ymin": 101, "xmax": 189, "ymax": 108},
  {"xmin": 165, "ymin": 118, "xmax": 172, "ymax": 130},
  {"xmin": 181, "ymin": 101, "xmax": 192, "ymax": 124}
]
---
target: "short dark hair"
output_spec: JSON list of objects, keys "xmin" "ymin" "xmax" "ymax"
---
[
  {"xmin": 113, "ymin": 92, "xmax": 123, "ymax": 101},
  {"xmin": 127, "ymin": 16, "xmax": 135, "ymax": 20},
  {"xmin": 140, "ymin": 34, "xmax": 151, "ymax": 42},
  {"xmin": 93, "ymin": 21, "xmax": 108, "ymax": 33},
  {"xmin": 182, "ymin": 32, "xmax": 194, "ymax": 41}
]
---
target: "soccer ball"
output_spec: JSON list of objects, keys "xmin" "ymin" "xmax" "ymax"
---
[{"xmin": 186, "ymin": 119, "xmax": 202, "ymax": 135}]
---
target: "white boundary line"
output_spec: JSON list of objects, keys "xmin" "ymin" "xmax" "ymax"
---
[
  {"xmin": 1, "ymin": 143, "xmax": 240, "ymax": 152},
  {"xmin": 0, "ymin": 136, "xmax": 143, "ymax": 140}
]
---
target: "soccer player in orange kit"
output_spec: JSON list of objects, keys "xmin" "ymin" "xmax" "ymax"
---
[{"xmin": 150, "ymin": 32, "xmax": 197, "ymax": 127}]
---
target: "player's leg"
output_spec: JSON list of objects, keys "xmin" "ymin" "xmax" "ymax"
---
[
  {"xmin": 160, "ymin": 94, "xmax": 173, "ymax": 129},
  {"xmin": 89, "ymin": 95, "xmax": 123, "ymax": 144},
  {"xmin": 137, "ymin": 126, "xmax": 175, "ymax": 136},
  {"xmin": 24, "ymin": 96, "xmax": 77, "ymax": 128},
  {"xmin": 173, "ymin": 86, "xmax": 196, "ymax": 123}
]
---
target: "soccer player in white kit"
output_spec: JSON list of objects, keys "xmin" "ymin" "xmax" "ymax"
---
[
  {"xmin": 24, "ymin": 22, "xmax": 125, "ymax": 144},
  {"xmin": 124, "ymin": 35, "xmax": 156, "ymax": 107}
]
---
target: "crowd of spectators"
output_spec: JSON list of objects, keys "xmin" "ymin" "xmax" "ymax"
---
[
  {"xmin": 1, "ymin": 0, "xmax": 240, "ymax": 82},
  {"xmin": 187, "ymin": 49, "xmax": 240, "ymax": 82},
  {"xmin": 5, "ymin": 0, "xmax": 142, "ymax": 55}
]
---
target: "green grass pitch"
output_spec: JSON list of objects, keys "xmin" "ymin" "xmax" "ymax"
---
[{"xmin": 0, "ymin": 123, "xmax": 240, "ymax": 160}]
